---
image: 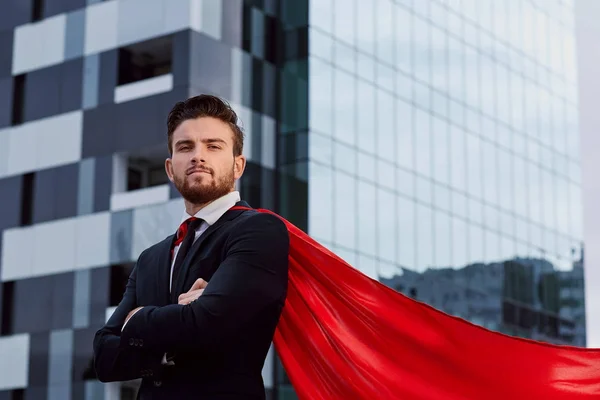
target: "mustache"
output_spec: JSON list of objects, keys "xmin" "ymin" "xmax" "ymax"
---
[{"xmin": 186, "ymin": 166, "xmax": 213, "ymax": 175}]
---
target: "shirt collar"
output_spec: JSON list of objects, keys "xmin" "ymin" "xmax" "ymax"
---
[{"xmin": 180, "ymin": 191, "xmax": 241, "ymax": 227}]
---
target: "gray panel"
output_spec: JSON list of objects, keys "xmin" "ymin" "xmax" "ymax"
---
[
  {"xmin": 33, "ymin": 168, "xmax": 57, "ymax": 224},
  {"xmin": 0, "ymin": 0, "xmax": 32, "ymax": 31},
  {"xmin": 73, "ymin": 269, "xmax": 91, "ymax": 329},
  {"xmin": 82, "ymin": 54, "xmax": 99, "ymax": 110},
  {"xmin": 78, "ymin": 158, "xmax": 96, "ymax": 216},
  {"xmin": 114, "ymin": 94, "xmax": 162, "ymax": 153},
  {"xmin": 0, "ymin": 176, "xmax": 22, "ymax": 231},
  {"xmin": 65, "ymin": 10, "xmax": 85, "ymax": 60},
  {"xmin": 48, "ymin": 329, "xmax": 74, "ymax": 386},
  {"xmin": 61, "ymin": 58, "xmax": 84, "ymax": 113},
  {"xmin": 189, "ymin": 31, "xmax": 232, "ymax": 99},
  {"xmin": 0, "ymin": 77, "xmax": 12, "ymax": 128},
  {"xmin": 251, "ymin": 8, "xmax": 265, "ymax": 59},
  {"xmin": 98, "ymin": 49, "xmax": 118, "ymax": 106},
  {"xmin": 84, "ymin": 381, "xmax": 104, "ymax": 400},
  {"xmin": 55, "ymin": 163, "xmax": 79, "ymax": 220},
  {"xmin": 82, "ymin": 104, "xmax": 116, "ymax": 158},
  {"xmin": 24, "ymin": 64, "xmax": 61, "ymax": 122},
  {"xmin": 87, "ymin": 0, "xmax": 102, "ymax": 4},
  {"xmin": 44, "ymin": 0, "xmax": 86, "ymax": 18},
  {"xmin": 48, "ymin": 384, "xmax": 71, "ymax": 400},
  {"xmin": 172, "ymin": 30, "xmax": 191, "ymax": 87},
  {"xmin": 93, "ymin": 155, "xmax": 113, "ymax": 213},
  {"xmin": 221, "ymin": 0, "xmax": 243, "ymax": 48},
  {"xmin": 110, "ymin": 210, "xmax": 133, "ymax": 264},
  {"xmin": 52, "ymin": 272, "xmax": 75, "ymax": 330}
]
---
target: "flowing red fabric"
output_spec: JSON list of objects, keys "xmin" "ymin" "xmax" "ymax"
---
[{"xmin": 232, "ymin": 207, "xmax": 600, "ymax": 399}]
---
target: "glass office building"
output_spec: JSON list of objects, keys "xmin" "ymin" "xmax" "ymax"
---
[{"xmin": 0, "ymin": 0, "xmax": 585, "ymax": 399}]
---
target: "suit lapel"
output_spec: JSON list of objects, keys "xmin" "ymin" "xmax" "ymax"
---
[
  {"xmin": 157, "ymin": 234, "xmax": 176, "ymax": 305},
  {"xmin": 171, "ymin": 201, "xmax": 251, "ymax": 297}
]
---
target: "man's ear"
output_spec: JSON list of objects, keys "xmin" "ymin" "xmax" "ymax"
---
[
  {"xmin": 234, "ymin": 155, "xmax": 246, "ymax": 180},
  {"xmin": 165, "ymin": 158, "xmax": 175, "ymax": 183}
]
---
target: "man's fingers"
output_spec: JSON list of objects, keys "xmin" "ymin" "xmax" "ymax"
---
[
  {"xmin": 178, "ymin": 289, "xmax": 204, "ymax": 305},
  {"xmin": 189, "ymin": 278, "xmax": 208, "ymax": 291}
]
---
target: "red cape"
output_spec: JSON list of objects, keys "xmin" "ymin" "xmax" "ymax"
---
[{"xmin": 232, "ymin": 207, "xmax": 600, "ymax": 399}]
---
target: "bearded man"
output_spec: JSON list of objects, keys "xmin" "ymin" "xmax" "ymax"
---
[{"xmin": 93, "ymin": 94, "xmax": 290, "ymax": 400}]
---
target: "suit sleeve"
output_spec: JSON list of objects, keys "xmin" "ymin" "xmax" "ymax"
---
[
  {"xmin": 93, "ymin": 253, "xmax": 164, "ymax": 382},
  {"xmin": 120, "ymin": 212, "xmax": 289, "ymax": 353}
]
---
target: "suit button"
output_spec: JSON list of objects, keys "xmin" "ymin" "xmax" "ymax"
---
[
  {"xmin": 139, "ymin": 339, "xmax": 143, "ymax": 347},
  {"xmin": 153, "ymin": 380, "xmax": 162, "ymax": 387},
  {"xmin": 129, "ymin": 338, "xmax": 134, "ymax": 346}
]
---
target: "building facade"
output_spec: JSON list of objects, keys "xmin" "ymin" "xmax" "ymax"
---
[{"xmin": 0, "ymin": 0, "xmax": 584, "ymax": 399}]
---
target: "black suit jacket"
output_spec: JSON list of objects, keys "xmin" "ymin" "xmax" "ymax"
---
[{"xmin": 93, "ymin": 202, "xmax": 290, "ymax": 399}]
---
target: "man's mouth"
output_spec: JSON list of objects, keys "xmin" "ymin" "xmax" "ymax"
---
[{"xmin": 187, "ymin": 168, "xmax": 211, "ymax": 176}]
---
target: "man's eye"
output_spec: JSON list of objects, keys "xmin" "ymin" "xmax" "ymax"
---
[
  {"xmin": 208, "ymin": 145, "xmax": 220, "ymax": 149},
  {"xmin": 179, "ymin": 146, "xmax": 190, "ymax": 151}
]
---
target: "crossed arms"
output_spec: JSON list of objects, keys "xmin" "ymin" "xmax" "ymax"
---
[{"xmin": 93, "ymin": 213, "xmax": 289, "ymax": 382}]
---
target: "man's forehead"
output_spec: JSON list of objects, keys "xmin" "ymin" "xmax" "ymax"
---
[{"xmin": 173, "ymin": 118, "xmax": 233, "ymax": 143}]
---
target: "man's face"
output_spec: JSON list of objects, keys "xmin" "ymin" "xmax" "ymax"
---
[{"xmin": 165, "ymin": 116, "xmax": 246, "ymax": 205}]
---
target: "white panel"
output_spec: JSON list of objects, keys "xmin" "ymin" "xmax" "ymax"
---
[
  {"xmin": 200, "ymin": 0, "xmax": 223, "ymax": 40},
  {"xmin": 117, "ymin": 0, "xmax": 164, "ymax": 46},
  {"xmin": 1, "ymin": 227, "xmax": 34, "ymax": 281},
  {"xmin": 164, "ymin": 0, "xmax": 193, "ymax": 33},
  {"xmin": 35, "ymin": 111, "xmax": 83, "ymax": 170},
  {"xmin": 0, "ymin": 128, "xmax": 9, "ymax": 177},
  {"xmin": 110, "ymin": 184, "xmax": 171, "ymax": 212},
  {"xmin": 131, "ymin": 199, "xmax": 183, "ymax": 259},
  {"xmin": 114, "ymin": 74, "xmax": 173, "ymax": 104},
  {"xmin": 32, "ymin": 219, "xmax": 76, "ymax": 277},
  {"xmin": 112, "ymin": 154, "xmax": 128, "ymax": 194},
  {"xmin": 12, "ymin": 14, "xmax": 66, "ymax": 74},
  {"xmin": 190, "ymin": 0, "xmax": 203, "ymax": 33},
  {"xmin": 85, "ymin": 0, "xmax": 118, "ymax": 55},
  {"xmin": 0, "ymin": 334, "xmax": 29, "ymax": 390},
  {"xmin": 7, "ymin": 123, "xmax": 37, "ymax": 175},
  {"xmin": 75, "ymin": 212, "xmax": 111, "ymax": 269},
  {"xmin": 12, "ymin": 23, "xmax": 43, "ymax": 75}
]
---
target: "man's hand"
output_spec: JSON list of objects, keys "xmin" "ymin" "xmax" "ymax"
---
[{"xmin": 178, "ymin": 278, "xmax": 208, "ymax": 305}]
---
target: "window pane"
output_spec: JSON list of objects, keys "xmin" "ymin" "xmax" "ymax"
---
[
  {"xmin": 415, "ymin": 109, "xmax": 431, "ymax": 178},
  {"xmin": 308, "ymin": 162, "xmax": 333, "ymax": 241},
  {"xmin": 334, "ymin": 69, "xmax": 356, "ymax": 146},
  {"xmin": 377, "ymin": 188, "xmax": 396, "ymax": 262},
  {"xmin": 397, "ymin": 196, "xmax": 416, "ymax": 269},
  {"xmin": 334, "ymin": 171, "xmax": 356, "ymax": 248},
  {"xmin": 357, "ymin": 80, "xmax": 376, "ymax": 153},
  {"xmin": 396, "ymin": 98, "xmax": 414, "ymax": 170},
  {"xmin": 357, "ymin": 180, "xmax": 376, "ymax": 256}
]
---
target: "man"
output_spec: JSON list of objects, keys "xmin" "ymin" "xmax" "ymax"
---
[{"xmin": 93, "ymin": 94, "xmax": 290, "ymax": 399}]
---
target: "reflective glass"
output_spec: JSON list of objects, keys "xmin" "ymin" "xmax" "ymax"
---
[
  {"xmin": 309, "ymin": 0, "xmax": 333, "ymax": 33},
  {"xmin": 333, "ymin": 0, "xmax": 356, "ymax": 44},
  {"xmin": 452, "ymin": 217, "xmax": 469, "ymax": 268},
  {"xmin": 356, "ymin": 0, "xmax": 375, "ymax": 54},
  {"xmin": 397, "ymin": 195, "xmax": 416, "ymax": 269},
  {"xmin": 416, "ymin": 203, "xmax": 433, "ymax": 271},
  {"xmin": 376, "ymin": 0, "xmax": 394, "ymax": 66},
  {"xmin": 309, "ymin": 162, "xmax": 333, "ymax": 241},
  {"xmin": 395, "ymin": 6, "xmax": 412, "ymax": 74},
  {"xmin": 414, "ymin": 108, "xmax": 431, "ymax": 178},
  {"xmin": 413, "ymin": 16, "xmax": 430, "ymax": 83},
  {"xmin": 431, "ymin": 115, "xmax": 449, "ymax": 185},
  {"xmin": 377, "ymin": 187, "xmax": 396, "ymax": 262},
  {"xmin": 433, "ymin": 210, "xmax": 452, "ymax": 268},
  {"xmin": 357, "ymin": 80, "xmax": 376, "ymax": 154},
  {"xmin": 357, "ymin": 180, "xmax": 377, "ymax": 255},
  {"xmin": 309, "ymin": 58, "xmax": 334, "ymax": 135},
  {"xmin": 333, "ymin": 171, "xmax": 356, "ymax": 248},
  {"xmin": 334, "ymin": 69, "xmax": 356, "ymax": 146},
  {"xmin": 396, "ymin": 98, "xmax": 414, "ymax": 170}
]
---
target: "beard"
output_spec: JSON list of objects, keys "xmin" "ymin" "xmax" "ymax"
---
[{"xmin": 173, "ymin": 166, "xmax": 235, "ymax": 205}]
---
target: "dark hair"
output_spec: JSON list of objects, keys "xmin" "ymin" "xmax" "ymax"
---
[{"xmin": 167, "ymin": 94, "xmax": 244, "ymax": 156}]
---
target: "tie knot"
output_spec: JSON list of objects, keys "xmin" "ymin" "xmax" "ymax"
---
[{"xmin": 176, "ymin": 217, "xmax": 201, "ymax": 242}]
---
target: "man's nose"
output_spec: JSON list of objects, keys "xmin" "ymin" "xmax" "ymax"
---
[{"xmin": 190, "ymin": 147, "xmax": 206, "ymax": 163}]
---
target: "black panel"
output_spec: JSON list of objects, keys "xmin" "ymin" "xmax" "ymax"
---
[
  {"xmin": 73, "ymin": 328, "xmax": 98, "ymax": 381},
  {"xmin": 0, "ymin": 281, "xmax": 14, "ymax": 335},
  {"xmin": 28, "ymin": 332, "xmax": 50, "ymax": 387},
  {"xmin": 60, "ymin": 57, "xmax": 83, "ymax": 113},
  {"xmin": 11, "ymin": 74, "xmax": 26, "ymax": 125},
  {"xmin": 32, "ymin": 168, "xmax": 55, "ymax": 224},
  {"xmin": 52, "ymin": 272, "xmax": 74, "ymax": 330},
  {"xmin": 43, "ymin": 0, "xmax": 85, "ymax": 18},
  {"xmin": 23, "ymin": 386, "xmax": 45, "ymax": 400},
  {"xmin": 251, "ymin": 57, "xmax": 263, "ymax": 113},
  {"xmin": 0, "ymin": 391, "xmax": 12, "ymax": 400},
  {"xmin": 54, "ymin": 163, "xmax": 79, "ymax": 220},
  {"xmin": 189, "ymin": 31, "xmax": 232, "ymax": 99},
  {"xmin": 0, "ymin": 0, "xmax": 33, "ymax": 31},
  {"xmin": 0, "ymin": 176, "xmax": 23, "ymax": 231},
  {"xmin": 222, "ymin": 0, "xmax": 244, "ymax": 48},
  {"xmin": 0, "ymin": 30, "xmax": 13, "ymax": 79},
  {"xmin": 171, "ymin": 30, "xmax": 191, "ymax": 87},
  {"xmin": 71, "ymin": 382, "xmax": 84, "ymax": 400},
  {"xmin": 98, "ymin": 49, "xmax": 118, "ymax": 106},
  {"xmin": 20, "ymin": 173, "xmax": 34, "ymax": 226},
  {"xmin": 262, "ymin": 61, "xmax": 276, "ymax": 118},
  {"xmin": 114, "ymin": 94, "xmax": 161, "ymax": 154},
  {"xmin": 93, "ymin": 155, "xmax": 113, "ymax": 213},
  {"xmin": 89, "ymin": 267, "xmax": 110, "ymax": 326},
  {"xmin": 82, "ymin": 103, "xmax": 117, "ymax": 158},
  {"xmin": 0, "ymin": 77, "xmax": 13, "ymax": 128},
  {"xmin": 23, "ymin": 64, "xmax": 61, "ymax": 123},
  {"xmin": 12, "ymin": 277, "xmax": 53, "ymax": 334}
]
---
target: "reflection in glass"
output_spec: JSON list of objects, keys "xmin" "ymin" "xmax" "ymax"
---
[
  {"xmin": 397, "ymin": 195, "xmax": 415, "ymax": 269},
  {"xmin": 308, "ymin": 162, "xmax": 333, "ymax": 242},
  {"xmin": 396, "ymin": 98, "xmax": 414, "ymax": 170},
  {"xmin": 377, "ymin": 188, "xmax": 396, "ymax": 263},
  {"xmin": 416, "ymin": 203, "xmax": 433, "ymax": 271},
  {"xmin": 333, "ymin": 171, "xmax": 356, "ymax": 249},
  {"xmin": 414, "ymin": 108, "xmax": 431, "ymax": 178},
  {"xmin": 334, "ymin": 69, "xmax": 356, "ymax": 146},
  {"xmin": 357, "ymin": 80, "xmax": 376, "ymax": 154},
  {"xmin": 357, "ymin": 180, "xmax": 376, "ymax": 256}
]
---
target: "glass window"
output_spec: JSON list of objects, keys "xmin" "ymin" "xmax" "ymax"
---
[
  {"xmin": 308, "ymin": 162, "xmax": 333, "ymax": 241},
  {"xmin": 431, "ymin": 25, "xmax": 447, "ymax": 94},
  {"xmin": 396, "ymin": 167, "xmax": 414, "ymax": 198},
  {"xmin": 499, "ymin": 209, "xmax": 513, "ymax": 238},
  {"xmin": 469, "ymin": 224, "xmax": 484, "ymax": 263},
  {"xmin": 357, "ymin": 52, "xmax": 375, "ymax": 83},
  {"xmin": 447, "ymin": 36, "xmax": 464, "ymax": 105},
  {"xmin": 334, "ymin": 69, "xmax": 356, "ymax": 146},
  {"xmin": 415, "ymin": 108, "xmax": 431, "ymax": 178},
  {"xmin": 570, "ymin": 183, "xmax": 582, "ymax": 239},
  {"xmin": 434, "ymin": 183, "xmax": 451, "ymax": 213},
  {"xmin": 450, "ymin": 126, "xmax": 467, "ymax": 192},
  {"xmin": 357, "ymin": 80, "xmax": 376, "ymax": 154},
  {"xmin": 309, "ymin": 58, "xmax": 334, "ymax": 136},
  {"xmin": 397, "ymin": 71, "xmax": 413, "ymax": 102},
  {"xmin": 452, "ymin": 217, "xmax": 469, "ymax": 268},
  {"xmin": 416, "ymin": 175, "xmax": 432, "ymax": 206},
  {"xmin": 413, "ymin": 16, "xmax": 430, "ymax": 83},
  {"xmin": 497, "ymin": 148, "xmax": 512, "ymax": 210},
  {"xmin": 395, "ymin": 6, "xmax": 412, "ymax": 74},
  {"xmin": 512, "ymin": 131, "xmax": 526, "ymax": 158},
  {"xmin": 466, "ymin": 132, "xmax": 482, "ymax": 199},
  {"xmin": 484, "ymin": 229, "xmax": 500, "ymax": 264},
  {"xmin": 433, "ymin": 210, "xmax": 451, "ymax": 268},
  {"xmin": 310, "ymin": 27, "xmax": 334, "ymax": 61},
  {"xmin": 334, "ymin": 141, "xmax": 356, "ymax": 176},
  {"xmin": 357, "ymin": 180, "xmax": 377, "ymax": 256},
  {"xmin": 530, "ymin": 224, "xmax": 543, "ymax": 250},
  {"xmin": 333, "ymin": 0, "xmax": 356, "ymax": 45},
  {"xmin": 528, "ymin": 162, "xmax": 541, "ymax": 225},
  {"xmin": 541, "ymin": 169, "xmax": 555, "ymax": 231},
  {"xmin": 377, "ymin": 159, "xmax": 396, "ymax": 191},
  {"xmin": 357, "ymin": 152, "xmax": 376, "ymax": 182},
  {"xmin": 396, "ymin": 98, "xmax": 414, "ymax": 170},
  {"xmin": 432, "ymin": 90, "xmax": 448, "ymax": 120},
  {"xmin": 414, "ymin": 80, "xmax": 431, "ymax": 111},
  {"xmin": 511, "ymin": 73, "xmax": 524, "ymax": 132},
  {"xmin": 356, "ymin": 0, "xmax": 374, "ymax": 54},
  {"xmin": 483, "ymin": 202, "xmax": 499, "ymax": 232},
  {"xmin": 357, "ymin": 254, "xmax": 378, "ymax": 280},
  {"xmin": 432, "ymin": 115, "xmax": 449, "ymax": 185},
  {"xmin": 528, "ymin": 139, "xmax": 540, "ymax": 166},
  {"xmin": 416, "ymin": 203, "xmax": 433, "ymax": 271},
  {"xmin": 481, "ymin": 140, "xmax": 497, "ymax": 206},
  {"xmin": 566, "ymin": 104, "xmax": 579, "ymax": 160},
  {"xmin": 376, "ymin": 63, "xmax": 395, "ymax": 94},
  {"xmin": 309, "ymin": 131, "xmax": 333, "ymax": 166},
  {"xmin": 377, "ymin": 90, "xmax": 395, "ymax": 162},
  {"xmin": 480, "ymin": 55, "xmax": 494, "ymax": 118},
  {"xmin": 452, "ymin": 190, "xmax": 468, "ymax": 220},
  {"xmin": 481, "ymin": 115, "xmax": 495, "ymax": 144},
  {"xmin": 449, "ymin": 99, "xmax": 464, "ymax": 128},
  {"xmin": 334, "ymin": 39, "xmax": 356, "ymax": 75},
  {"xmin": 515, "ymin": 217, "xmax": 528, "ymax": 243},
  {"xmin": 377, "ymin": 187, "xmax": 396, "ymax": 262},
  {"xmin": 309, "ymin": 0, "xmax": 333, "ymax": 33},
  {"xmin": 469, "ymin": 197, "xmax": 484, "ymax": 226},
  {"xmin": 464, "ymin": 46, "xmax": 479, "ymax": 108},
  {"xmin": 397, "ymin": 195, "xmax": 416, "ymax": 269},
  {"xmin": 376, "ymin": 0, "xmax": 394, "ymax": 66},
  {"xmin": 334, "ymin": 171, "xmax": 356, "ymax": 249},
  {"xmin": 447, "ymin": 7, "xmax": 462, "ymax": 36}
]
